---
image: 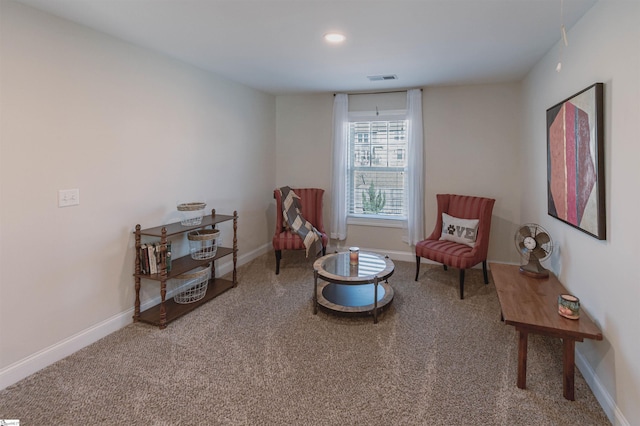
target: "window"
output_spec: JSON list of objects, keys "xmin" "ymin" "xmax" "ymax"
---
[
  {"xmin": 348, "ymin": 118, "xmax": 408, "ymax": 218},
  {"xmin": 331, "ymin": 90, "xmax": 423, "ymax": 243}
]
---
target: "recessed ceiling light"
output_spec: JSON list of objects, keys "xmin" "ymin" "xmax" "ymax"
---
[{"xmin": 324, "ymin": 32, "xmax": 346, "ymax": 44}]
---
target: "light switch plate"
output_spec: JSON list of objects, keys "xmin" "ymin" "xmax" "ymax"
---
[{"xmin": 58, "ymin": 188, "xmax": 80, "ymax": 207}]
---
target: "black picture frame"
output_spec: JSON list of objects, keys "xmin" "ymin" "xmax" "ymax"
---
[{"xmin": 546, "ymin": 82, "xmax": 605, "ymax": 240}]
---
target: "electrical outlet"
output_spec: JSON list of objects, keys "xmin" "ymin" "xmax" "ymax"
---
[{"xmin": 58, "ymin": 188, "xmax": 80, "ymax": 207}]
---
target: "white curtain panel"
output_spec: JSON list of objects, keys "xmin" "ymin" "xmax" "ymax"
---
[
  {"xmin": 330, "ymin": 93, "xmax": 349, "ymax": 240},
  {"xmin": 404, "ymin": 88, "xmax": 425, "ymax": 246}
]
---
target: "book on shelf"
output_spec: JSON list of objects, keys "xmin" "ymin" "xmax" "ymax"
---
[
  {"xmin": 139, "ymin": 244, "xmax": 150, "ymax": 274},
  {"xmin": 149, "ymin": 244, "xmax": 157, "ymax": 274},
  {"xmin": 138, "ymin": 241, "xmax": 171, "ymax": 275}
]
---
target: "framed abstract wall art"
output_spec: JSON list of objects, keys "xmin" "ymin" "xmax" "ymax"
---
[{"xmin": 546, "ymin": 82, "xmax": 605, "ymax": 240}]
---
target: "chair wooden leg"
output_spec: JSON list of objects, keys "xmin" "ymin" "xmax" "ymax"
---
[
  {"xmin": 415, "ymin": 256, "xmax": 421, "ymax": 281},
  {"xmin": 482, "ymin": 260, "xmax": 489, "ymax": 284},
  {"xmin": 275, "ymin": 250, "xmax": 282, "ymax": 275},
  {"xmin": 459, "ymin": 269, "xmax": 465, "ymax": 300}
]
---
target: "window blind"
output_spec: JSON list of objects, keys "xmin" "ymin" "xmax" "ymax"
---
[{"xmin": 348, "ymin": 119, "xmax": 408, "ymax": 217}]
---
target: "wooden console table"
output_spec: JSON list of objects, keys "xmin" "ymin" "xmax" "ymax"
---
[{"xmin": 490, "ymin": 263, "xmax": 602, "ymax": 401}]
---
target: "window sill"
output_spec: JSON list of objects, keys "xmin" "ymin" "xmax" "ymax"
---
[{"xmin": 347, "ymin": 215, "xmax": 405, "ymax": 228}]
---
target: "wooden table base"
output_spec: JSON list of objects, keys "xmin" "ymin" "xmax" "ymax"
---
[
  {"xmin": 516, "ymin": 328, "xmax": 579, "ymax": 401},
  {"xmin": 517, "ymin": 329, "xmax": 528, "ymax": 390},
  {"xmin": 563, "ymin": 338, "xmax": 576, "ymax": 401}
]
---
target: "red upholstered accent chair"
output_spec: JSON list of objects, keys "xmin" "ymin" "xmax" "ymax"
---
[
  {"xmin": 273, "ymin": 188, "xmax": 328, "ymax": 274},
  {"xmin": 415, "ymin": 194, "xmax": 495, "ymax": 299}
]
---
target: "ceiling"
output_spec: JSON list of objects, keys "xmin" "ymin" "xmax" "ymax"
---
[{"xmin": 14, "ymin": 0, "xmax": 597, "ymax": 95}]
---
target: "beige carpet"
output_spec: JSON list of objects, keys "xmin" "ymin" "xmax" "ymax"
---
[{"xmin": 0, "ymin": 252, "xmax": 609, "ymax": 425}]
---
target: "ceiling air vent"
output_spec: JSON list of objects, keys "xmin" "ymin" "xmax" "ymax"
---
[{"xmin": 367, "ymin": 74, "xmax": 398, "ymax": 81}]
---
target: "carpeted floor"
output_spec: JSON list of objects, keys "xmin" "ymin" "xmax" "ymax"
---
[{"xmin": 0, "ymin": 252, "xmax": 610, "ymax": 425}]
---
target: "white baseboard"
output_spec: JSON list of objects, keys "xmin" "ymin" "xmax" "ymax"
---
[
  {"xmin": 368, "ymin": 248, "xmax": 416, "ymax": 263},
  {"xmin": 0, "ymin": 243, "xmax": 271, "ymax": 391},
  {"xmin": 326, "ymin": 244, "xmax": 416, "ymax": 263},
  {"xmin": 576, "ymin": 350, "xmax": 629, "ymax": 426},
  {"xmin": 0, "ymin": 309, "xmax": 132, "ymax": 391}
]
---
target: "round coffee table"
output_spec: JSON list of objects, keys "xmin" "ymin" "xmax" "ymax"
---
[{"xmin": 312, "ymin": 251, "xmax": 394, "ymax": 323}]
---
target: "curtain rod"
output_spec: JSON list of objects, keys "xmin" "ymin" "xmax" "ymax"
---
[{"xmin": 333, "ymin": 88, "xmax": 422, "ymax": 96}]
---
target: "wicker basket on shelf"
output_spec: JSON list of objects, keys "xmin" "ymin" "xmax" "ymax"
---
[
  {"xmin": 188, "ymin": 229, "xmax": 220, "ymax": 260},
  {"xmin": 177, "ymin": 202, "xmax": 206, "ymax": 226},
  {"xmin": 171, "ymin": 265, "xmax": 211, "ymax": 304}
]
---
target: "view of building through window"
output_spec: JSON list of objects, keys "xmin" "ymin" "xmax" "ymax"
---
[{"xmin": 348, "ymin": 119, "xmax": 407, "ymax": 217}]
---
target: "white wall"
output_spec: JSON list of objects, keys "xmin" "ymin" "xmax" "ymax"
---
[
  {"xmin": 0, "ymin": 0, "xmax": 276, "ymax": 385},
  {"xmin": 423, "ymin": 84, "xmax": 522, "ymax": 263},
  {"xmin": 273, "ymin": 94, "xmax": 334, "ymax": 247},
  {"xmin": 275, "ymin": 85, "xmax": 522, "ymax": 263},
  {"xmin": 521, "ymin": 1, "xmax": 640, "ymax": 424},
  {"xmin": 275, "ymin": 94, "xmax": 334, "ymax": 190}
]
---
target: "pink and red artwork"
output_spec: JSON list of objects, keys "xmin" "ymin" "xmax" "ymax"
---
[{"xmin": 547, "ymin": 83, "xmax": 605, "ymax": 240}]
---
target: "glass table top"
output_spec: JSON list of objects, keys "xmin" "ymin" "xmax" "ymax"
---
[{"xmin": 314, "ymin": 251, "xmax": 394, "ymax": 283}]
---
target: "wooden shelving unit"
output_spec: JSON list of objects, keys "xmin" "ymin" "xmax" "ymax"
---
[{"xmin": 133, "ymin": 209, "xmax": 238, "ymax": 329}]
